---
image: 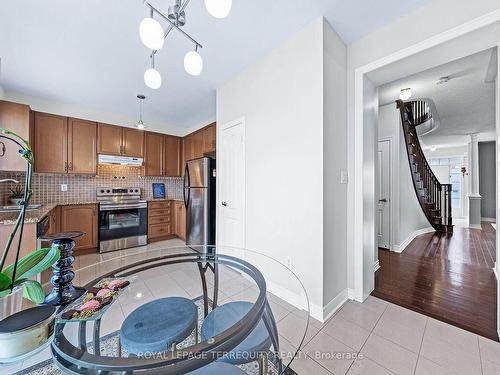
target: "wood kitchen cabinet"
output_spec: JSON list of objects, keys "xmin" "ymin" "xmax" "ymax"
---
[
  {"xmin": 172, "ymin": 201, "xmax": 186, "ymax": 241},
  {"xmin": 61, "ymin": 204, "xmax": 97, "ymax": 251},
  {"xmin": 148, "ymin": 200, "xmax": 172, "ymax": 242},
  {"xmin": 47, "ymin": 206, "xmax": 61, "ymax": 235},
  {"xmin": 0, "ymin": 101, "xmax": 33, "ymax": 172},
  {"xmin": 164, "ymin": 135, "xmax": 181, "ymax": 177},
  {"xmin": 202, "ymin": 123, "xmax": 216, "ymax": 153},
  {"xmin": 97, "ymin": 123, "xmax": 144, "ymax": 157},
  {"xmin": 68, "ymin": 118, "xmax": 97, "ymax": 174},
  {"xmin": 34, "ymin": 113, "xmax": 97, "ymax": 174},
  {"xmin": 182, "ymin": 123, "xmax": 216, "ymax": 172},
  {"xmin": 144, "ymin": 132, "xmax": 164, "ymax": 176}
]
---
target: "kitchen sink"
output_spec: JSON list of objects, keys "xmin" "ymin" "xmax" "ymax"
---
[{"xmin": 0, "ymin": 204, "xmax": 43, "ymax": 213}]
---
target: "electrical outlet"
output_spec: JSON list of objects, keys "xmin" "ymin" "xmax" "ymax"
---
[
  {"xmin": 60, "ymin": 184, "xmax": 68, "ymax": 192},
  {"xmin": 285, "ymin": 256, "xmax": 293, "ymax": 270}
]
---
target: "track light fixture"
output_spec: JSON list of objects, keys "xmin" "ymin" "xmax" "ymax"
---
[{"xmin": 140, "ymin": 0, "xmax": 231, "ymax": 88}]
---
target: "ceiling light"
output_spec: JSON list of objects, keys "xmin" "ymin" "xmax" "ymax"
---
[
  {"xmin": 139, "ymin": 17, "xmax": 165, "ymax": 51},
  {"xmin": 184, "ymin": 49, "xmax": 203, "ymax": 76},
  {"xmin": 205, "ymin": 0, "xmax": 232, "ymax": 18},
  {"xmin": 136, "ymin": 94, "xmax": 147, "ymax": 130},
  {"xmin": 399, "ymin": 88, "xmax": 412, "ymax": 101},
  {"xmin": 144, "ymin": 68, "xmax": 162, "ymax": 89}
]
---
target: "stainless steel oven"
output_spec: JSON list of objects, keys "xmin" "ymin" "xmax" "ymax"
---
[{"xmin": 97, "ymin": 188, "xmax": 148, "ymax": 253}]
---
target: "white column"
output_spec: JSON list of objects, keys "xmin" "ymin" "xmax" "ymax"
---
[{"xmin": 468, "ymin": 133, "xmax": 482, "ymax": 229}]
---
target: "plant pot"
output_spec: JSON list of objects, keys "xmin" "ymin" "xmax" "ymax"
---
[
  {"xmin": 9, "ymin": 198, "xmax": 23, "ymax": 206},
  {"xmin": 0, "ymin": 286, "xmax": 23, "ymax": 321}
]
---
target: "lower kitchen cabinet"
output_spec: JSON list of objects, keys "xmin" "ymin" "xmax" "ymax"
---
[
  {"xmin": 47, "ymin": 206, "xmax": 61, "ymax": 235},
  {"xmin": 148, "ymin": 200, "xmax": 172, "ymax": 242},
  {"xmin": 61, "ymin": 204, "xmax": 97, "ymax": 251},
  {"xmin": 172, "ymin": 201, "xmax": 186, "ymax": 241}
]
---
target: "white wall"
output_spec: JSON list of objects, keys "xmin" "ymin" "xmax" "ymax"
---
[
  {"xmin": 323, "ymin": 20, "xmax": 348, "ymax": 309},
  {"xmin": 217, "ymin": 19, "xmax": 325, "ymax": 316},
  {"xmin": 1, "ymin": 90, "xmax": 185, "ymax": 136},
  {"xmin": 378, "ymin": 104, "xmax": 431, "ymax": 250},
  {"xmin": 217, "ymin": 18, "xmax": 348, "ymax": 320},
  {"xmin": 346, "ymin": 0, "xmax": 500, "ymax": 294},
  {"xmin": 0, "ymin": 85, "xmax": 4, "ymax": 99}
]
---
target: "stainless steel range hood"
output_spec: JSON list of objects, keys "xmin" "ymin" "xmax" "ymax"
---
[{"xmin": 98, "ymin": 154, "xmax": 143, "ymax": 166}]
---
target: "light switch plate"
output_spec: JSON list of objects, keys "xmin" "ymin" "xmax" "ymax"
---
[
  {"xmin": 60, "ymin": 184, "xmax": 68, "ymax": 192},
  {"xmin": 340, "ymin": 170, "xmax": 348, "ymax": 184}
]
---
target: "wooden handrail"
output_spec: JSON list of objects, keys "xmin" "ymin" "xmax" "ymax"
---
[{"xmin": 396, "ymin": 99, "xmax": 453, "ymax": 232}]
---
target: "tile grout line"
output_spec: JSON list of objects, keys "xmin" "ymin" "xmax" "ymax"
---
[{"xmin": 412, "ymin": 317, "xmax": 429, "ymax": 375}]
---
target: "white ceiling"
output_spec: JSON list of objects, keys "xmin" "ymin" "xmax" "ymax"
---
[
  {"xmin": 0, "ymin": 0, "xmax": 431, "ymax": 133},
  {"xmin": 379, "ymin": 48, "xmax": 496, "ymax": 147}
]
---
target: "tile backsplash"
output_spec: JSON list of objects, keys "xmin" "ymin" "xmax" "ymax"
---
[{"xmin": 0, "ymin": 165, "xmax": 183, "ymax": 204}]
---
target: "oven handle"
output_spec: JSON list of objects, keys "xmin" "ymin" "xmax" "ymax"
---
[{"xmin": 99, "ymin": 204, "xmax": 147, "ymax": 211}]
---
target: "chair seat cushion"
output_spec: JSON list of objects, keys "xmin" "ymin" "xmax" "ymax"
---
[
  {"xmin": 201, "ymin": 301, "xmax": 271, "ymax": 364},
  {"xmin": 187, "ymin": 362, "xmax": 247, "ymax": 374},
  {"xmin": 120, "ymin": 297, "xmax": 197, "ymax": 355}
]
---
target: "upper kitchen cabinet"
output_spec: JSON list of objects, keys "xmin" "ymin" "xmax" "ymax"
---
[
  {"xmin": 68, "ymin": 118, "xmax": 97, "ymax": 174},
  {"xmin": 97, "ymin": 123, "xmax": 144, "ymax": 157},
  {"xmin": 164, "ymin": 135, "xmax": 181, "ymax": 177},
  {"xmin": 0, "ymin": 100, "xmax": 33, "ymax": 171},
  {"xmin": 202, "ymin": 123, "xmax": 216, "ymax": 154},
  {"xmin": 144, "ymin": 131, "xmax": 164, "ymax": 176},
  {"xmin": 34, "ymin": 113, "xmax": 68, "ymax": 173},
  {"xmin": 34, "ymin": 113, "xmax": 97, "ymax": 174}
]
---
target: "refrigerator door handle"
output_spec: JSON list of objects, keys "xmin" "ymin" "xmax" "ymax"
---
[{"xmin": 183, "ymin": 163, "xmax": 191, "ymax": 208}]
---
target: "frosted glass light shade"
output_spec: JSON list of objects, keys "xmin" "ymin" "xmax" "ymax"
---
[
  {"xmin": 139, "ymin": 17, "xmax": 164, "ymax": 50},
  {"xmin": 184, "ymin": 51, "xmax": 203, "ymax": 76},
  {"xmin": 204, "ymin": 0, "xmax": 232, "ymax": 18},
  {"xmin": 144, "ymin": 68, "xmax": 162, "ymax": 89},
  {"xmin": 399, "ymin": 88, "xmax": 412, "ymax": 101}
]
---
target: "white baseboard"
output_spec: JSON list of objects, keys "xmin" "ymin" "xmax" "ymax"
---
[
  {"xmin": 374, "ymin": 259, "xmax": 381, "ymax": 272},
  {"xmin": 392, "ymin": 227, "xmax": 435, "ymax": 253},
  {"xmin": 482, "ymin": 217, "xmax": 496, "ymax": 222},
  {"xmin": 321, "ymin": 288, "xmax": 349, "ymax": 322},
  {"xmin": 469, "ymin": 224, "xmax": 483, "ymax": 230}
]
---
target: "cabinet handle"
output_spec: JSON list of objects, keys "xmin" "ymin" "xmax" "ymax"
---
[
  {"xmin": 64, "ymin": 162, "xmax": 68, "ymax": 172},
  {"xmin": 69, "ymin": 162, "xmax": 73, "ymax": 171},
  {"xmin": 0, "ymin": 142, "xmax": 5, "ymax": 157}
]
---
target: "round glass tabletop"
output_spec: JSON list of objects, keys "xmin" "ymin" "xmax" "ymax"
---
[{"xmin": 50, "ymin": 245, "xmax": 310, "ymax": 374}]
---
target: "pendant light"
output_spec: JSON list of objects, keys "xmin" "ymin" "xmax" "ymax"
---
[
  {"xmin": 184, "ymin": 47, "xmax": 203, "ymax": 76},
  {"xmin": 205, "ymin": 0, "xmax": 232, "ymax": 18},
  {"xmin": 144, "ymin": 55, "xmax": 162, "ymax": 89},
  {"xmin": 136, "ymin": 94, "xmax": 147, "ymax": 130},
  {"xmin": 139, "ymin": 10, "xmax": 165, "ymax": 51},
  {"xmin": 399, "ymin": 88, "xmax": 412, "ymax": 101}
]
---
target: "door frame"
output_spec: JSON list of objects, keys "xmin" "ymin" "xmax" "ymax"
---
[
  {"xmin": 351, "ymin": 10, "xmax": 500, "ymax": 333},
  {"xmin": 215, "ymin": 117, "xmax": 246, "ymax": 249},
  {"xmin": 377, "ymin": 137, "xmax": 394, "ymax": 252}
]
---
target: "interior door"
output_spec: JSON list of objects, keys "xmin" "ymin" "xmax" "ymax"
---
[
  {"xmin": 377, "ymin": 140, "xmax": 391, "ymax": 249},
  {"xmin": 218, "ymin": 119, "xmax": 245, "ymax": 250}
]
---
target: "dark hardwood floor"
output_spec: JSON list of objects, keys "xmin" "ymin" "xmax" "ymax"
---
[{"xmin": 372, "ymin": 222, "xmax": 498, "ymax": 341}]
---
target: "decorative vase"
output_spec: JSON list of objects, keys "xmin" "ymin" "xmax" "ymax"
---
[{"xmin": 0, "ymin": 286, "xmax": 23, "ymax": 321}]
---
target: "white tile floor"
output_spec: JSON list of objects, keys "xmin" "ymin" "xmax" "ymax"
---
[{"xmin": 2, "ymin": 239, "xmax": 500, "ymax": 375}]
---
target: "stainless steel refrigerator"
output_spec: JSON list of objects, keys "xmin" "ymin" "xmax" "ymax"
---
[{"xmin": 183, "ymin": 157, "xmax": 216, "ymax": 247}]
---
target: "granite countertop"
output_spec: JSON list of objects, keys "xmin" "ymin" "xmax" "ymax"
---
[{"xmin": 0, "ymin": 198, "xmax": 183, "ymax": 225}]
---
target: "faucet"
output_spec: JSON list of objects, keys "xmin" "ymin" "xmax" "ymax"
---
[{"xmin": 0, "ymin": 179, "xmax": 19, "ymax": 184}]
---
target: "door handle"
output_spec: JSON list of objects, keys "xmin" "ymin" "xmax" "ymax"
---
[
  {"xmin": 379, "ymin": 199, "xmax": 388, "ymax": 203},
  {"xmin": 222, "ymin": 202, "xmax": 227, "ymax": 207}
]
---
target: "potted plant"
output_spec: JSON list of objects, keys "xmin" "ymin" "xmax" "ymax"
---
[
  {"xmin": 0, "ymin": 128, "xmax": 60, "ymax": 362},
  {"xmin": 8, "ymin": 186, "xmax": 23, "ymax": 206}
]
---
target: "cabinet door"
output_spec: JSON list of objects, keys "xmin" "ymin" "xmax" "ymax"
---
[
  {"xmin": 164, "ymin": 135, "xmax": 180, "ymax": 177},
  {"xmin": 61, "ymin": 205, "xmax": 97, "ymax": 251},
  {"xmin": 202, "ymin": 124, "xmax": 216, "ymax": 154},
  {"xmin": 0, "ymin": 101, "xmax": 32, "ymax": 172},
  {"xmin": 192, "ymin": 131, "xmax": 204, "ymax": 159},
  {"xmin": 97, "ymin": 123, "xmax": 122, "ymax": 155},
  {"xmin": 34, "ymin": 113, "xmax": 68, "ymax": 173},
  {"xmin": 47, "ymin": 206, "xmax": 61, "ymax": 235},
  {"xmin": 144, "ymin": 132, "xmax": 164, "ymax": 176},
  {"xmin": 179, "ymin": 203, "xmax": 186, "ymax": 240},
  {"xmin": 183, "ymin": 135, "xmax": 193, "ymax": 163},
  {"xmin": 68, "ymin": 118, "xmax": 97, "ymax": 174},
  {"xmin": 123, "ymin": 128, "xmax": 144, "ymax": 157}
]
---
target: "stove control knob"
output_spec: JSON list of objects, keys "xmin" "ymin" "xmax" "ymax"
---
[
  {"xmin": 134, "ymin": 189, "xmax": 139, "ymax": 193},
  {"xmin": 106, "ymin": 189, "xmax": 111, "ymax": 193},
  {"xmin": 100, "ymin": 189, "xmax": 105, "ymax": 193}
]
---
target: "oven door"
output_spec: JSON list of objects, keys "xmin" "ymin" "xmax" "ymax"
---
[{"xmin": 99, "ymin": 204, "xmax": 147, "ymax": 252}]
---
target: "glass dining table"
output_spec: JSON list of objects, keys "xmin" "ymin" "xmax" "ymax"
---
[{"xmin": 50, "ymin": 245, "xmax": 310, "ymax": 374}]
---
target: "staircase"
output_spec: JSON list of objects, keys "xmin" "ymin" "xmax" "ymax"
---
[{"xmin": 397, "ymin": 99, "xmax": 453, "ymax": 233}]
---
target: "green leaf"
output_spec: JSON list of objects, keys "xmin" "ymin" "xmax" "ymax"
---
[
  {"xmin": 0, "ymin": 272, "xmax": 12, "ymax": 292},
  {"xmin": 3, "ymin": 247, "xmax": 60, "ymax": 282},
  {"xmin": 20, "ymin": 279, "xmax": 45, "ymax": 304}
]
